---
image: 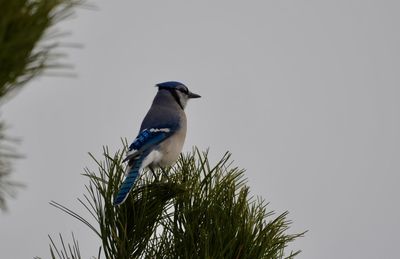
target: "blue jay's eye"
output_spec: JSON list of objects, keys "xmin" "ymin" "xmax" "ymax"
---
[{"xmin": 177, "ymin": 85, "xmax": 189, "ymax": 94}]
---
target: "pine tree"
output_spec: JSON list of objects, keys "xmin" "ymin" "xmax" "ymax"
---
[{"xmin": 45, "ymin": 147, "xmax": 304, "ymax": 259}]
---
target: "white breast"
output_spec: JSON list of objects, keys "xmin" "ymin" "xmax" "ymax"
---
[{"xmin": 157, "ymin": 111, "xmax": 187, "ymax": 167}]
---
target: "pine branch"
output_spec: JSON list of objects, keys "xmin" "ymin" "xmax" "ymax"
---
[
  {"xmin": 46, "ymin": 146, "xmax": 304, "ymax": 258},
  {"xmin": 0, "ymin": 120, "xmax": 24, "ymax": 210},
  {"xmin": 34, "ymin": 233, "xmax": 87, "ymax": 259}
]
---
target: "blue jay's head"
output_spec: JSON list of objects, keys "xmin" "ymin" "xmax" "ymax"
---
[{"xmin": 156, "ymin": 81, "xmax": 201, "ymax": 109}]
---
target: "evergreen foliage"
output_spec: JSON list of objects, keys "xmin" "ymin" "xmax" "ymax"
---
[
  {"xmin": 46, "ymin": 147, "xmax": 303, "ymax": 259},
  {"xmin": 0, "ymin": 0, "xmax": 81, "ymax": 98},
  {"xmin": 0, "ymin": 0, "xmax": 82, "ymax": 210},
  {"xmin": 0, "ymin": 121, "xmax": 23, "ymax": 210}
]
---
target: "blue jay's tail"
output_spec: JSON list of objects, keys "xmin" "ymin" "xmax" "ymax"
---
[{"xmin": 113, "ymin": 157, "xmax": 143, "ymax": 206}]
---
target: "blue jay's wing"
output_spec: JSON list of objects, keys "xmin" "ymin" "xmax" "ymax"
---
[
  {"xmin": 123, "ymin": 128, "xmax": 175, "ymax": 163},
  {"xmin": 115, "ymin": 127, "xmax": 175, "ymax": 206},
  {"xmin": 113, "ymin": 154, "xmax": 146, "ymax": 205}
]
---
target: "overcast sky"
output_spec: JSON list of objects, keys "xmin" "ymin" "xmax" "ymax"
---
[{"xmin": 2, "ymin": 1, "xmax": 400, "ymax": 258}]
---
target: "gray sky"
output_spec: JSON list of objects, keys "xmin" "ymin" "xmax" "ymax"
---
[{"xmin": 2, "ymin": 1, "xmax": 400, "ymax": 258}]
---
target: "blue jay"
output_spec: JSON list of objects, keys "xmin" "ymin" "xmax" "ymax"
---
[{"xmin": 114, "ymin": 81, "xmax": 201, "ymax": 205}]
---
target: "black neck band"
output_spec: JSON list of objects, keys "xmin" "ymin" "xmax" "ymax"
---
[{"xmin": 160, "ymin": 87, "xmax": 184, "ymax": 109}]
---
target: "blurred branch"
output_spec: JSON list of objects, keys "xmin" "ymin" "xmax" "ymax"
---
[
  {"xmin": 0, "ymin": 0, "xmax": 84, "ymax": 99},
  {"xmin": 0, "ymin": 120, "xmax": 24, "ymax": 210},
  {"xmin": 0, "ymin": 0, "xmax": 85, "ymax": 211}
]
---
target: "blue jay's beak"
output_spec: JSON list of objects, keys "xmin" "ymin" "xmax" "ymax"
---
[{"xmin": 188, "ymin": 91, "xmax": 201, "ymax": 99}]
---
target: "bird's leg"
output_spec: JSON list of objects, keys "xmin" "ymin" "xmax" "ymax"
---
[
  {"xmin": 160, "ymin": 167, "xmax": 171, "ymax": 181},
  {"xmin": 149, "ymin": 165, "xmax": 158, "ymax": 180}
]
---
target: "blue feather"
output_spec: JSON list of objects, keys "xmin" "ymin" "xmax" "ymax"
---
[
  {"xmin": 123, "ymin": 128, "xmax": 173, "ymax": 163},
  {"xmin": 128, "ymin": 128, "xmax": 169, "ymax": 151},
  {"xmin": 113, "ymin": 156, "xmax": 144, "ymax": 205},
  {"xmin": 156, "ymin": 81, "xmax": 184, "ymax": 89}
]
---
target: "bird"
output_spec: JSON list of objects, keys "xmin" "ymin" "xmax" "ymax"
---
[{"xmin": 113, "ymin": 81, "xmax": 201, "ymax": 206}]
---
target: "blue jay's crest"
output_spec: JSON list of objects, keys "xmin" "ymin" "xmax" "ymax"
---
[
  {"xmin": 156, "ymin": 81, "xmax": 185, "ymax": 89},
  {"xmin": 156, "ymin": 81, "xmax": 191, "ymax": 95}
]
